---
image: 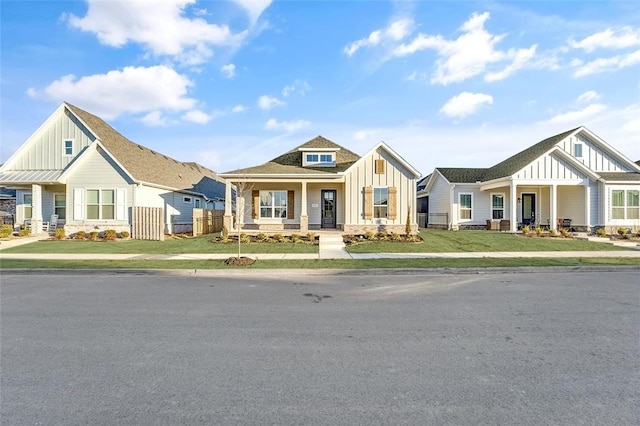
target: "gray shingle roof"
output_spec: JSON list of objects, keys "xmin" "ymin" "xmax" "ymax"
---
[
  {"xmin": 436, "ymin": 128, "xmax": 580, "ymax": 183},
  {"xmin": 66, "ymin": 103, "xmax": 224, "ymax": 198},
  {"xmin": 598, "ymin": 172, "xmax": 640, "ymax": 182},
  {"xmin": 223, "ymin": 135, "xmax": 361, "ymax": 175}
]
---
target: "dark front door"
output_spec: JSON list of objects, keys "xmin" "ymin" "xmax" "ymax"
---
[
  {"xmin": 321, "ymin": 190, "xmax": 336, "ymax": 228},
  {"xmin": 522, "ymin": 193, "xmax": 536, "ymax": 226}
]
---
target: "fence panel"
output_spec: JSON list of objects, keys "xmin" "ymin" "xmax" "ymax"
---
[
  {"xmin": 427, "ymin": 212, "xmax": 449, "ymax": 229},
  {"xmin": 193, "ymin": 208, "xmax": 224, "ymax": 236},
  {"xmin": 132, "ymin": 206, "xmax": 164, "ymax": 241}
]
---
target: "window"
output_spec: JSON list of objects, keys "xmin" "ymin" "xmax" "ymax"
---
[
  {"xmin": 491, "ymin": 194, "xmax": 504, "ymax": 220},
  {"xmin": 306, "ymin": 154, "xmax": 319, "ymax": 163},
  {"xmin": 64, "ymin": 140, "xmax": 73, "ymax": 156},
  {"xmin": 373, "ymin": 187, "xmax": 388, "ymax": 218},
  {"xmin": 611, "ymin": 189, "xmax": 639, "ymax": 220},
  {"xmin": 183, "ymin": 196, "xmax": 192, "ymax": 204},
  {"xmin": 320, "ymin": 154, "xmax": 332, "ymax": 162},
  {"xmin": 260, "ymin": 190, "xmax": 287, "ymax": 218},
  {"xmin": 574, "ymin": 143, "xmax": 583, "ymax": 158},
  {"xmin": 86, "ymin": 189, "xmax": 115, "ymax": 220},
  {"xmin": 23, "ymin": 193, "xmax": 32, "ymax": 219},
  {"xmin": 195, "ymin": 198, "xmax": 201, "ymax": 208},
  {"xmin": 303, "ymin": 152, "xmax": 335, "ymax": 167},
  {"xmin": 459, "ymin": 194, "xmax": 472, "ymax": 220},
  {"xmin": 54, "ymin": 194, "xmax": 66, "ymax": 220}
]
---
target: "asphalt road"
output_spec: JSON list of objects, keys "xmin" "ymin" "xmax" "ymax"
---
[{"xmin": 1, "ymin": 269, "xmax": 639, "ymax": 425}]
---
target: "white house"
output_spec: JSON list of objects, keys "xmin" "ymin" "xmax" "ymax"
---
[
  {"xmin": 0, "ymin": 102, "xmax": 226, "ymax": 235},
  {"xmin": 220, "ymin": 136, "xmax": 421, "ymax": 234},
  {"xmin": 418, "ymin": 127, "xmax": 640, "ymax": 233}
]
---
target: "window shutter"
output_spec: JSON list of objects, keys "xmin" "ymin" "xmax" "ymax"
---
[
  {"xmin": 287, "ymin": 190, "xmax": 294, "ymax": 219},
  {"xmin": 375, "ymin": 159, "xmax": 385, "ymax": 174},
  {"xmin": 252, "ymin": 190, "xmax": 259, "ymax": 219},
  {"xmin": 73, "ymin": 188, "xmax": 85, "ymax": 220},
  {"xmin": 116, "ymin": 188, "xmax": 126, "ymax": 221},
  {"xmin": 364, "ymin": 186, "xmax": 373, "ymax": 220},
  {"xmin": 388, "ymin": 186, "xmax": 397, "ymax": 220}
]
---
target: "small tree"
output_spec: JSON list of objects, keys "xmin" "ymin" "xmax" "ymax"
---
[
  {"xmin": 232, "ymin": 180, "xmax": 254, "ymax": 259},
  {"xmin": 405, "ymin": 205, "xmax": 412, "ymax": 235}
]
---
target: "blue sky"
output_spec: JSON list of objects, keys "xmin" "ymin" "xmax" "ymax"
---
[{"xmin": 2, "ymin": 0, "xmax": 639, "ymax": 176}]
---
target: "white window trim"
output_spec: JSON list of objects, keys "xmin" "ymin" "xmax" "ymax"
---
[
  {"xmin": 302, "ymin": 152, "xmax": 336, "ymax": 167},
  {"xmin": 610, "ymin": 188, "xmax": 640, "ymax": 221},
  {"xmin": 183, "ymin": 196, "xmax": 193, "ymax": 204},
  {"xmin": 459, "ymin": 193, "xmax": 473, "ymax": 221},
  {"xmin": 64, "ymin": 139, "xmax": 74, "ymax": 156},
  {"xmin": 259, "ymin": 190, "xmax": 288, "ymax": 219},
  {"xmin": 85, "ymin": 189, "xmax": 116, "ymax": 221},
  {"xmin": 490, "ymin": 193, "xmax": 505, "ymax": 220},
  {"xmin": 373, "ymin": 187, "xmax": 389, "ymax": 219},
  {"xmin": 54, "ymin": 193, "xmax": 66, "ymax": 220}
]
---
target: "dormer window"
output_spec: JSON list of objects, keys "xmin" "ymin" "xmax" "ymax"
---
[{"xmin": 300, "ymin": 148, "xmax": 339, "ymax": 167}]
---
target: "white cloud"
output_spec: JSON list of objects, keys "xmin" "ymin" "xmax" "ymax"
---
[
  {"xmin": 393, "ymin": 12, "xmax": 536, "ymax": 85},
  {"xmin": 182, "ymin": 109, "xmax": 213, "ymax": 124},
  {"xmin": 65, "ymin": 0, "xmax": 247, "ymax": 65},
  {"xmin": 577, "ymin": 91, "xmax": 600, "ymax": 103},
  {"xmin": 232, "ymin": 104, "xmax": 247, "ymax": 113},
  {"xmin": 544, "ymin": 103, "xmax": 607, "ymax": 125},
  {"xmin": 440, "ymin": 92, "xmax": 493, "ymax": 119},
  {"xmin": 141, "ymin": 110, "xmax": 168, "ymax": 127},
  {"xmin": 265, "ymin": 118, "xmax": 310, "ymax": 132},
  {"xmin": 27, "ymin": 65, "xmax": 196, "ymax": 120},
  {"xmin": 569, "ymin": 27, "xmax": 640, "ymax": 52},
  {"xmin": 573, "ymin": 49, "xmax": 640, "ymax": 77},
  {"xmin": 220, "ymin": 63, "xmax": 236, "ymax": 79},
  {"xmin": 344, "ymin": 18, "xmax": 413, "ymax": 56},
  {"xmin": 258, "ymin": 95, "xmax": 285, "ymax": 110},
  {"xmin": 282, "ymin": 80, "xmax": 311, "ymax": 97},
  {"xmin": 232, "ymin": 0, "xmax": 272, "ymax": 25}
]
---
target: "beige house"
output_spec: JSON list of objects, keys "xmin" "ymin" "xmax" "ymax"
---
[
  {"xmin": 0, "ymin": 102, "xmax": 226, "ymax": 235},
  {"xmin": 419, "ymin": 126, "xmax": 640, "ymax": 233},
  {"xmin": 219, "ymin": 136, "xmax": 421, "ymax": 234}
]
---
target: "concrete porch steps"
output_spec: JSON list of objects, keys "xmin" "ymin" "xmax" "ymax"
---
[{"xmin": 318, "ymin": 233, "xmax": 351, "ymax": 259}]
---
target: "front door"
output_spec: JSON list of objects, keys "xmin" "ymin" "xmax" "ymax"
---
[
  {"xmin": 521, "ymin": 193, "xmax": 536, "ymax": 226},
  {"xmin": 321, "ymin": 190, "xmax": 336, "ymax": 228}
]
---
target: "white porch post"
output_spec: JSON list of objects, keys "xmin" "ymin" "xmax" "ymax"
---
[
  {"xmin": 31, "ymin": 184, "xmax": 43, "ymax": 235},
  {"xmin": 300, "ymin": 182, "xmax": 308, "ymax": 232},
  {"xmin": 550, "ymin": 184, "xmax": 558, "ymax": 231},
  {"xmin": 223, "ymin": 180, "xmax": 233, "ymax": 232},
  {"xmin": 584, "ymin": 184, "xmax": 590, "ymax": 231},
  {"xmin": 510, "ymin": 180, "xmax": 517, "ymax": 232}
]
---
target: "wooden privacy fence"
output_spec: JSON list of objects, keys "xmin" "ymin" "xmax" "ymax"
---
[
  {"xmin": 193, "ymin": 208, "xmax": 224, "ymax": 236},
  {"xmin": 132, "ymin": 206, "xmax": 164, "ymax": 241}
]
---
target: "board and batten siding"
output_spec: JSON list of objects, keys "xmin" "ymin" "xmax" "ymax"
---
[
  {"xmin": 558, "ymin": 133, "xmax": 634, "ymax": 173},
  {"xmin": 513, "ymin": 151, "xmax": 590, "ymax": 181},
  {"xmin": 427, "ymin": 174, "xmax": 452, "ymax": 224},
  {"xmin": 13, "ymin": 107, "xmax": 96, "ymax": 171},
  {"xmin": 343, "ymin": 147, "xmax": 416, "ymax": 225}
]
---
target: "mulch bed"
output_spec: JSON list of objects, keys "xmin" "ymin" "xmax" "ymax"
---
[{"xmin": 224, "ymin": 256, "xmax": 256, "ymax": 266}]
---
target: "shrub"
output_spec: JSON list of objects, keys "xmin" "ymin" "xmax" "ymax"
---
[
  {"xmin": 221, "ymin": 225, "xmax": 229, "ymax": 242},
  {"xmin": 0, "ymin": 225, "xmax": 13, "ymax": 238},
  {"xmin": 596, "ymin": 228, "xmax": 607, "ymax": 237},
  {"xmin": 18, "ymin": 229, "xmax": 31, "ymax": 237},
  {"xmin": 104, "ymin": 229, "xmax": 117, "ymax": 241},
  {"xmin": 256, "ymin": 232, "xmax": 269, "ymax": 243},
  {"xmin": 560, "ymin": 228, "xmax": 570, "ymax": 237},
  {"xmin": 522, "ymin": 225, "xmax": 530, "ymax": 235},
  {"xmin": 54, "ymin": 228, "xmax": 66, "ymax": 240},
  {"xmin": 617, "ymin": 227, "xmax": 627, "ymax": 236},
  {"xmin": 240, "ymin": 233, "xmax": 251, "ymax": 244},
  {"xmin": 75, "ymin": 231, "xmax": 86, "ymax": 240},
  {"xmin": 89, "ymin": 231, "xmax": 99, "ymax": 241},
  {"xmin": 306, "ymin": 232, "xmax": 316, "ymax": 242},
  {"xmin": 364, "ymin": 231, "xmax": 375, "ymax": 240},
  {"xmin": 390, "ymin": 232, "xmax": 402, "ymax": 241},
  {"xmin": 119, "ymin": 231, "xmax": 130, "ymax": 238},
  {"xmin": 405, "ymin": 207, "xmax": 412, "ymax": 235},
  {"xmin": 535, "ymin": 226, "xmax": 543, "ymax": 236},
  {"xmin": 273, "ymin": 233, "xmax": 286, "ymax": 243},
  {"xmin": 376, "ymin": 232, "xmax": 388, "ymax": 241}
]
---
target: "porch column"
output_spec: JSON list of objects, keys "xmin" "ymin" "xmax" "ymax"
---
[
  {"xmin": 299, "ymin": 182, "xmax": 308, "ymax": 232},
  {"xmin": 223, "ymin": 180, "xmax": 233, "ymax": 232},
  {"xmin": 31, "ymin": 184, "xmax": 43, "ymax": 235},
  {"xmin": 550, "ymin": 184, "xmax": 558, "ymax": 231},
  {"xmin": 584, "ymin": 184, "xmax": 590, "ymax": 232},
  {"xmin": 510, "ymin": 181, "xmax": 517, "ymax": 232}
]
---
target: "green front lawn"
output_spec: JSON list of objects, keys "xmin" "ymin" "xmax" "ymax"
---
[
  {"xmin": 346, "ymin": 229, "xmax": 628, "ymax": 253},
  {"xmin": 0, "ymin": 234, "xmax": 318, "ymax": 254}
]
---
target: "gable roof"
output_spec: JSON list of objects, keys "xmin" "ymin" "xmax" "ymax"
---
[
  {"xmin": 222, "ymin": 135, "xmax": 361, "ymax": 176},
  {"xmin": 435, "ymin": 167, "xmax": 488, "ymax": 184},
  {"xmin": 64, "ymin": 103, "xmax": 222, "ymax": 194}
]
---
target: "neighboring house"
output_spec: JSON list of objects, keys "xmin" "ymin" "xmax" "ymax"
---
[
  {"xmin": 219, "ymin": 136, "xmax": 421, "ymax": 234},
  {"xmin": 418, "ymin": 126, "xmax": 640, "ymax": 233},
  {"xmin": 0, "ymin": 188, "xmax": 16, "ymax": 225},
  {"xmin": 0, "ymin": 102, "xmax": 226, "ymax": 235}
]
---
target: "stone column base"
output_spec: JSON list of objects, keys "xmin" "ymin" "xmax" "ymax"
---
[{"xmin": 299, "ymin": 215, "xmax": 308, "ymax": 232}]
